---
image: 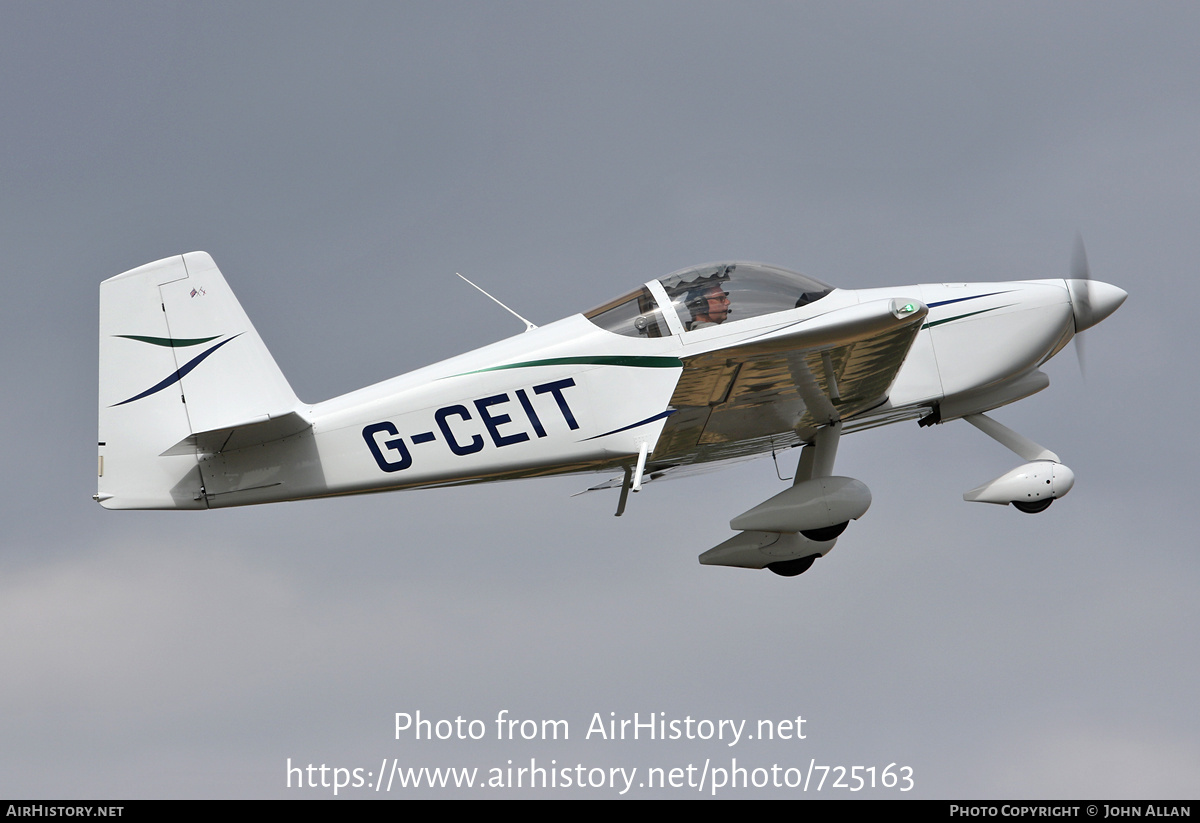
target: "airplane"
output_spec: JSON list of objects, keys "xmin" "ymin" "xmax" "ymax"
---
[{"xmin": 96, "ymin": 249, "xmax": 1125, "ymax": 577}]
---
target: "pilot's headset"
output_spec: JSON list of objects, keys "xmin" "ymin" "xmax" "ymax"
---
[
  {"xmin": 684, "ymin": 282, "xmax": 732, "ymax": 320},
  {"xmin": 684, "ymin": 285, "xmax": 717, "ymax": 317}
]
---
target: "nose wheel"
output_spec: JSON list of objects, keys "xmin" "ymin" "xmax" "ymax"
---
[
  {"xmin": 962, "ymin": 414, "xmax": 1074, "ymax": 513},
  {"xmin": 1012, "ymin": 499, "xmax": 1053, "ymax": 514}
]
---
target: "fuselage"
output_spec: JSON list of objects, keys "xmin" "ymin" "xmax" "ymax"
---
[{"xmin": 199, "ymin": 273, "xmax": 1108, "ymax": 507}]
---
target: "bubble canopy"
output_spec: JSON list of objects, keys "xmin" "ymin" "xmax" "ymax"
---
[{"xmin": 584, "ymin": 262, "xmax": 834, "ymax": 338}]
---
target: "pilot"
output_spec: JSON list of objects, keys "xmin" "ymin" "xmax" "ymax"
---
[{"xmin": 685, "ymin": 284, "xmax": 731, "ymax": 330}]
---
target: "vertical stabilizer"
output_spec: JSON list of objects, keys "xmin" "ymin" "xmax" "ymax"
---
[{"xmin": 97, "ymin": 252, "xmax": 303, "ymax": 509}]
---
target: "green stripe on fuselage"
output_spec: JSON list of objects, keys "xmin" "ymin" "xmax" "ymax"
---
[{"xmin": 453, "ymin": 355, "xmax": 683, "ymax": 377}]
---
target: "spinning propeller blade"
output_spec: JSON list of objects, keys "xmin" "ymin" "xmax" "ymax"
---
[
  {"xmin": 1064, "ymin": 235, "xmax": 1127, "ymax": 378},
  {"xmin": 1071, "ymin": 235, "xmax": 1092, "ymax": 375}
]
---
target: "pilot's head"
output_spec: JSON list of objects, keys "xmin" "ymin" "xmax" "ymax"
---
[{"xmin": 686, "ymin": 284, "xmax": 731, "ymax": 327}]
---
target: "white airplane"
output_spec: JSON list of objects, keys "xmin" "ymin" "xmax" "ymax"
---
[{"xmin": 96, "ymin": 250, "xmax": 1125, "ymax": 576}]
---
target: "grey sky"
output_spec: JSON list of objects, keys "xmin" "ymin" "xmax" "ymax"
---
[{"xmin": 1, "ymin": 2, "xmax": 1196, "ymax": 798}]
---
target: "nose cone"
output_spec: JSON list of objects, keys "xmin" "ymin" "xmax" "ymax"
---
[{"xmin": 1066, "ymin": 279, "xmax": 1127, "ymax": 332}]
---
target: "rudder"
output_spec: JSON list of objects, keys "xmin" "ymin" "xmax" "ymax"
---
[{"xmin": 97, "ymin": 252, "xmax": 303, "ymax": 509}]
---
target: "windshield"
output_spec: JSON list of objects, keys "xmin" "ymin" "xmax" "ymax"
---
[
  {"xmin": 659, "ymin": 262, "xmax": 832, "ymax": 331},
  {"xmin": 583, "ymin": 285, "xmax": 670, "ymax": 338}
]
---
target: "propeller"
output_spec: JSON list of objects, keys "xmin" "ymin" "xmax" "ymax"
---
[
  {"xmin": 1070, "ymin": 235, "xmax": 1092, "ymax": 375},
  {"xmin": 1064, "ymin": 235, "xmax": 1127, "ymax": 378}
]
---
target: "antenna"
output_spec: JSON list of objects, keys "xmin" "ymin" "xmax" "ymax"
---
[{"xmin": 455, "ymin": 273, "xmax": 537, "ymax": 332}]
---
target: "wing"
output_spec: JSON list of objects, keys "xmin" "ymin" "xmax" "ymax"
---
[{"xmin": 651, "ymin": 298, "xmax": 928, "ymax": 467}]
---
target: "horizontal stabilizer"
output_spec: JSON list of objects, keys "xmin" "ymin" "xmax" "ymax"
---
[{"xmin": 161, "ymin": 411, "xmax": 311, "ymax": 456}]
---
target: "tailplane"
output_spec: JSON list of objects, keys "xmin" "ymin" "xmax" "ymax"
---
[{"xmin": 97, "ymin": 252, "xmax": 305, "ymax": 509}]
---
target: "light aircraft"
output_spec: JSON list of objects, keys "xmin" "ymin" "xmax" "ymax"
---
[{"xmin": 96, "ymin": 249, "xmax": 1125, "ymax": 576}]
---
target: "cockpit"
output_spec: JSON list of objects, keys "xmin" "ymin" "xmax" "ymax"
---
[{"xmin": 583, "ymin": 262, "xmax": 834, "ymax": 338}]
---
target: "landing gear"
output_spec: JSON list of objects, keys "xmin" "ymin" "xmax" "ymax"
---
[
  {"xmin": 767, "ymin": 554, "xmax": 820, "ymax": 577},
  {"xmin": 961, "ymin": 414, "xmax": 1074, "ymax": 512},
  {"xmin": 801, "ymin": 521, "xmax": 848, "ymax": 542},
  {"xmin": 699, "ymin": 422, "xmax": 871, "ymax": 577},
  {"xmin": 1012, "ymin": 499, "xmax": 1053, "ymax": 514}
]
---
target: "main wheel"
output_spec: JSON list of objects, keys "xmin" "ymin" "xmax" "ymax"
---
[
  {"xmin": 801, "ymin": 521, "xmax": 848, "ymax": 542},
  {"xmin": 1013, "ymin": 499, "xmax": 1053, "ymax": 514},
  {"xmin": 766, "ymin": 554, "xmax": 820, "ymax": 577}
]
